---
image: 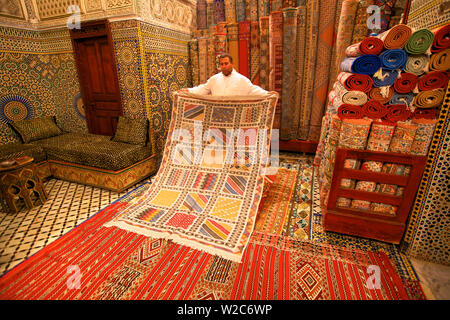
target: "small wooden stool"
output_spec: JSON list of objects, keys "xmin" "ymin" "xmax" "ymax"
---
[{"xmin": 0, "ymin": 156, "xmax": 48, "ymax": 213}]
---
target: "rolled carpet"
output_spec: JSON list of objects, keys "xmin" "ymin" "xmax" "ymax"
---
[
  {"xmin": 337, "ymin": 72, "xmax": 373, "ymax": 92},
  {"xmin": 377, "ymin": 24, "xmax": 412, "ymax": 49},
  {"xmin": 418, "ymin": 71, "xmax": 450, "ymax": 91},
  {"xmin": 412, "ymin": 108, "xmax": 438, "ymax": 119},
  {"xmin": 413, "ymin": 89, "xmax": 445, "ymax": 108},
  {"xmin": 369, "ymin": 87, "xmax": 394, "ymax": 104},
  {"xmin": 389, "ymin": 92, "xmax": 415, "ymax": 106},
  {"xmin": 337, "ymin": 104, "xmax": 364, "ymax": 119},
  {"xmin": 429, "ymin": 48, "xmax": 450, "ymax": 71},
  {"xmin": 340, "ymin": 55, "xmax": 382, "ymax": 75},
  {"xmin": 404, "ymin": 29, "xmax": 434, "ymax": 55},
  {"xmin": 394, "ymin": 72, "xmax": 418, "ymax": 93},
  {"xmin": 334, "ymin": 81, "xmax": 368, "ymax": 105},
  {"xmin": 431, "ymin": 24, "xmax": 450, "ymax": 53},
  {"xmin": 372, "ymin": 68, "xmax": 398, "ymax": 87},
  {"xmin": 384, "ymin": 104, "xmax": 412, "ymax": 122},
  {"xmin": 379, "ymin": 49, "xmax": 408, "ymax": 70},
  {"xmin": 362, "ymin": 100, "xmax": 388, "ymax": 119},
  {"xmin": 404, "ymin": 54, "xmax": 429, "ymax": 76},
  {"xmin": 345, "ymin": 37, "xmax": 384, "ymax": 56}
]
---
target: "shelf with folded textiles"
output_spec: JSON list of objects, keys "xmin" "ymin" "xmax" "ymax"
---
[{"xmin": 324, "ymin": 148, "xmax": 427, "ymax": 244}]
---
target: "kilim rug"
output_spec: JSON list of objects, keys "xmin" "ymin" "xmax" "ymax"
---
[
  {"xmin": 0, "ymin": 160, "xmax": 416, "ymax": 300},
  {"xmin": 0, "ymin": 219, "xmax": 411, "ymax": 300},
  {"xmin": 104, "ymin": 92, "xmax": 278, "ymax": 262},
  {"xmin": 311, "ymin": 170, "xmax": 428, "ymax": 300},
  {"xmin": 255, "ymin": 153, "xmax": 314, "ymax": 240}
]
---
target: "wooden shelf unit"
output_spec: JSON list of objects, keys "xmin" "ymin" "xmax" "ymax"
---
[{"xmin": 324, "ymin": 148, "xmax": 427, "ymax": 244}]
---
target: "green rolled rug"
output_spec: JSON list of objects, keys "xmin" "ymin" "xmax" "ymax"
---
[{"xmin": 404, "ymin": 29, "xmax": 434, "ymax": 55}]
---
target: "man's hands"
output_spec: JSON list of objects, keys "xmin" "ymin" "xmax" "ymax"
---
[{"xmin": 179, "ymin": 88, "xmax": 189, "ymax": 93}]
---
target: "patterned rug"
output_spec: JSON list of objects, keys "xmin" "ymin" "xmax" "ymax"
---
[
  {"xmin": 0, "ymin": 189, "xmax": 409, "ymax": 300},
  {"xmin": 0, "ymin": 157, "xmax": 420, "ymax": 300},
  {"xmin": 104, "ymin": 92, "xmax": 278, "ymax": 262},
  {"xmin": 253, "ymin": 153, "xmax": 314, "ymax": 240},
  {"xmin": 311, "ymin": 170, "xmax": 427, "ymax": 300}
]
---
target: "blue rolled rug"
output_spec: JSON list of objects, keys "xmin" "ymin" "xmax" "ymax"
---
[
  {"xmin": 372, "ymin": 68, "xmax": 398, "ymax": 87},
  {"xmin": 379, "ymin": 49, "xmax": 408, "ymax": 70},
  {"xmin": 389, "ymin": 92, "xmax": 415, "ymax": 106},
  {"xmin": 340, "ymin": 55, "xmax": 382, "ymax": 75}
]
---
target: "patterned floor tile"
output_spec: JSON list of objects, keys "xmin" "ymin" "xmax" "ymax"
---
[{"xmin": 0, "ymin": 177, "xmax": 152, "ymax": 275}]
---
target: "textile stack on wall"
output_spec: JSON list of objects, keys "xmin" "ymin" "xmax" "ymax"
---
[
  {"xmin": 315, "ymin": 22, "xmax": 450, "ymax": 211},
  {"xmin": 189, "ymin": 1, "xmax": 412, "ymax": 142},
  {"xmin": 190, "ymin": 0, "xmax": 295, "ymax": 131}
]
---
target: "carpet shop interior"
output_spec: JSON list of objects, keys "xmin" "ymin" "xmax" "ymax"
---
[{"xmin": 0, "ymin": 0, "xmax": 449, "ymax": 301}]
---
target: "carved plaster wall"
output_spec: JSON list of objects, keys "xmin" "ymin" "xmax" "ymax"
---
[{"xmin": 0, "ymin": 0, "xmax": 197, "ymax": 33}]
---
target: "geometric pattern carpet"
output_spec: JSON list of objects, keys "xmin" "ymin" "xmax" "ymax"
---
[
  {"xmin": 0, "ymin": 179, "xmax": 138, "ymax": 275},
  {"xmin": 105, "ymin": 93, "xmax": 278, "ymax": 263},
  {"xmin": 0, "ymin": 154, "xmax": 421, "ymax": 300},
  {"xmin": 0, "ymin": 153, "xmax": 427, "ymax": 299}
]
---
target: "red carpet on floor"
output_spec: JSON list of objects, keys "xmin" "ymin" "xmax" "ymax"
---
[{"xmin": 0, "ymin": 188, "xmax": 412, "ymax": 300}]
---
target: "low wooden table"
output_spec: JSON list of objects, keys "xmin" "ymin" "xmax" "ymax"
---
[{"xmin": 0, "ymin": 156, "xmax": 48, "ymax": 213}]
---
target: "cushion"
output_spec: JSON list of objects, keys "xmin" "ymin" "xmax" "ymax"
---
[
  {"xmin": 10, "ymin": 116, "xmax": 62, "ymax": 143},
  {"xmin": 30, "ymin": 132, "xmax": 152, "ymax": 171},
  {"xmin": 112, "ymin": 116, "xmax": 148, "ymax": 146}
]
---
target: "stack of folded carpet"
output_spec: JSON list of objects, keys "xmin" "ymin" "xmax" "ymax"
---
[{"xmin": 315, "ymin": 22, "xmax": 450, "ymax": 212}]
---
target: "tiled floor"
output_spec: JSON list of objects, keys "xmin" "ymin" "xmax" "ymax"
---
[
  {"xmin": 1, "ymin": 163, "xmax": 449, "ymax": 299},
  {"xmin": 0, "ymin": 178, "xmax": 151, "ymax": 275}
]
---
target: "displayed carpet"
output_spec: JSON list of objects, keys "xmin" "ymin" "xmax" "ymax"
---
[
  {"xmin": 254, "ymin": 167, "xmax": 298, "ymax": 235},
  {"xmin": 226, "ymin": 23, "xmax": 240, "ymax": 72},
  {"xmin": 280, "ymin": 7, "xmax": 298, "ymax": 140},
  {"xmin": 192, "ymin": 1, "xmax": 410, "ymax": 142},
  {"xmin": 188, "ymin": 39, "xmax": 200, "ymax": 87},
  {"xmin": 259, "ymin": 16, "xmax": 270, "ymax": 90},
  {"xmin": 279, "ymin": 154, "xmax": 314, "ymax": 240},
  {"xmin": 297, "ymin": 0, "xmax": 319, "ymax": 139},
  {"xmin": 309, "ymin": 0, "xmax": 338, "ymax": 141},
  {"xmin": 238, "ymin": 20, "xmax": 251, "ymax": 78},
  {"xmin": 268, "ymin": 10, "xmax": 283, "ymax": 129},
  {"xmin": 197, "ymin": 37, "xmax": 208, "ymax": 84},
  {"xmin": 0, "ymin": 199, "xmax": 412, "ymax": 300},
  {"xmin": 197, "ymin": 0, "xmax": 207, "ymax": 29},
  {"xmin": 250, "ymin": 21, "xmax": 260, "ymax": 84},
  {"xmin": 293, "ymin": 3, "xmax": 307, "ymax": 139},
  {"xmin": 214, "ymin": 0, "xmax": 226, "ymax": 24},
  {"xmin": 224, "ymin": 0, "xmax": 236, "ymax": 22},
  {"xmin": 310, "ymin": 170, "xmax": 427, "ymax": 300},
  {"xmin": 0, "ymin": 153, "xmax": 426, "ymax": 300},
  {"xmin": 104, "ymin": 92, "xmax": 278, "ymax": 263}
]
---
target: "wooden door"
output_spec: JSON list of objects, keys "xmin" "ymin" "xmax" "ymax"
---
[{"xmin": 70, "ymin": 20, "xmax": 122, "ymax": 136}]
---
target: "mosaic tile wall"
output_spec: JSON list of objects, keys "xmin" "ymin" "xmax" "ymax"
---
[
  {"xmin": 0, "ymin": 26, "xmax": 87, "ymax": 145},
  {"xmin": 401, "ymin": 83, "xmax": 450, "ymax": 266},
  {"xmin": 402, "ymin": 1, "xmax": 450, "ymax": 266},
  {"xmin": 111, "ymin": 19, "xmax": 192, "ymax": 155},
  {"xmin": 1, "ymin": 18, "xmax": 192, "ymax": 155}
]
